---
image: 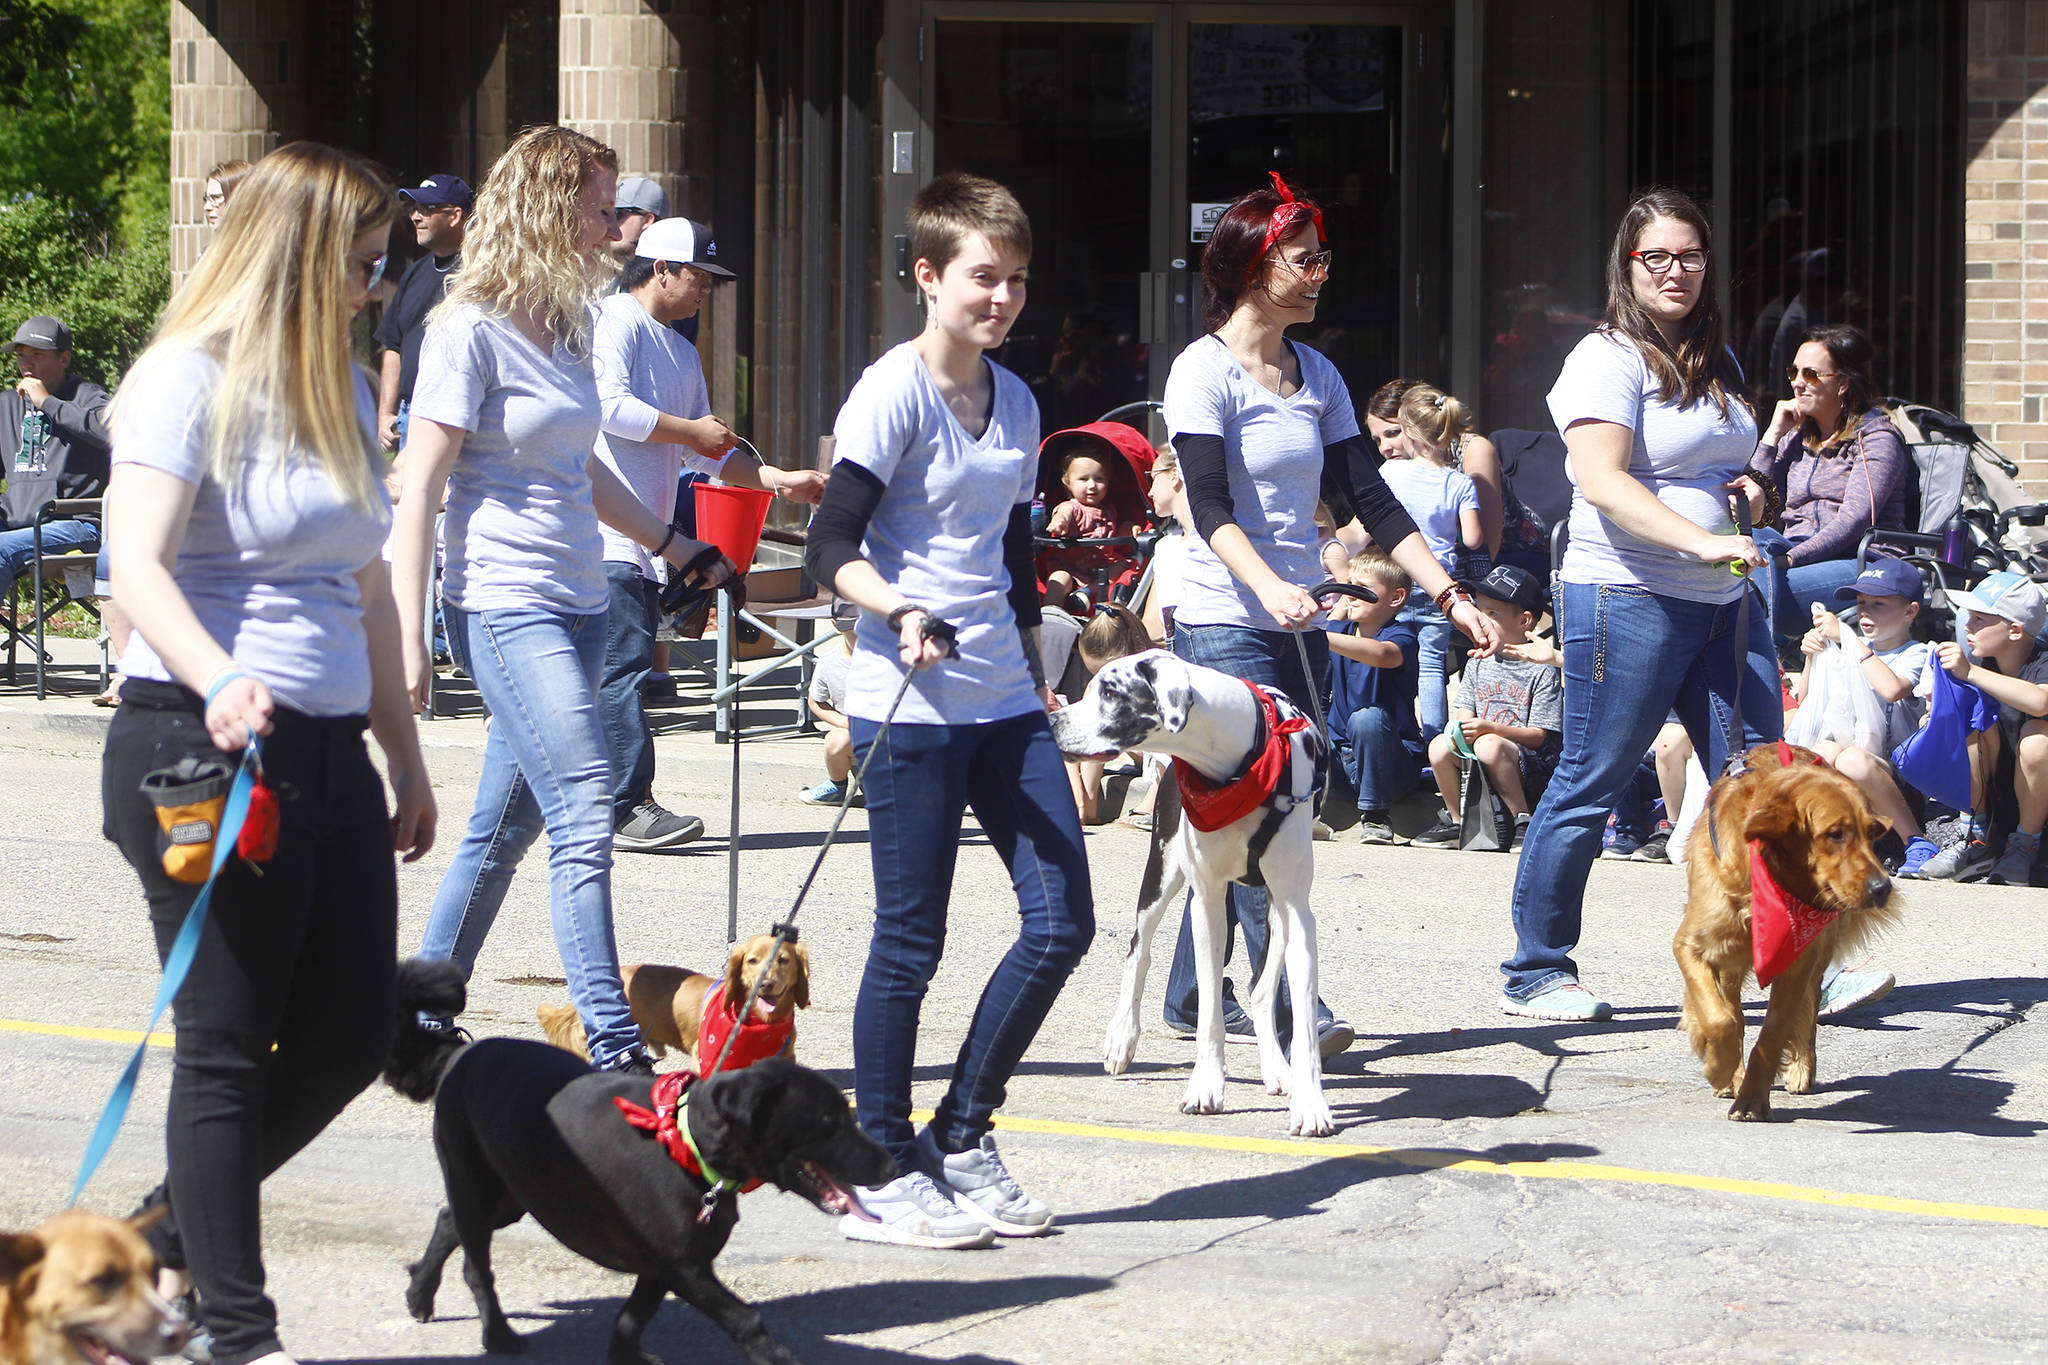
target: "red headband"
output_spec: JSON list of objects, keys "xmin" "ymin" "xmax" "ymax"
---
[{"xmin": 1253, "ymin": 172, "xmax": 1324, "ymax": 275}]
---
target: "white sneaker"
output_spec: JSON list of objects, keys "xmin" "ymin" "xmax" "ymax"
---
[
  {"xmin": 839, "ymin": 1171, "xmax": 994, "ymax": 1249},
  {"xmin": 919, "ymin": 1130, "xmax": 1054, "ymax": 1236}
]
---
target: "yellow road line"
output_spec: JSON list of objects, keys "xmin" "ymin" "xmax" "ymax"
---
[
  {"xmin": 932, "ymin": 1111, "xmax": 2048, "ymax": 1230},
  {"xmin": 5, "ymin": 1020, "xmax": 2032, "ymax": 1229},
  {"xmin": 0, "ymin": 1017, "xmax": 173, "ymax": 1047}
]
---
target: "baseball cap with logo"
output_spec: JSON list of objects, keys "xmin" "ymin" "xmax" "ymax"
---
[
  {"xmin": 615, "ymin": 176, "xmax": 669, "ymax": 220},
  {"xmin": 3, "ymin": 316, "xmax": 71, "ymax": 353},
  {"xmin": 1947, "ymin": 570, "xmax": 2047, "ymax": 640},
  {"xmin": 1458, "ymin": 563, "xmax": 1548, "ymax": 615},
  {"xmin": 635, "ymin": 217, "xmax": 735, "ymax": 278},
  {"xmin": 396, "ymin": 173, "xmax": 474, "ymax": 213},
  {"xmin": 1832, "ymin": 556, "xmax": 1924, "ymax": 606}
]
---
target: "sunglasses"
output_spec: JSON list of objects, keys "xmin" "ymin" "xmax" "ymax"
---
[
  {"xmin": 1786, "ymin": 365, "xmax": 1839, "ymax": 385},
  {"xmin": 351, "ymin": 252, "xmax": 388, "ymax": 290},
  {"xmin": 1274, "ymin": 248, "xmax": 1333, "ymax": 280}
]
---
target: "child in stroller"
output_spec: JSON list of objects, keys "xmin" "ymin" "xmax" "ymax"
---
[{"xmin": 1037, "ymin": 420, "xmax": 1155, "ymax": 611}]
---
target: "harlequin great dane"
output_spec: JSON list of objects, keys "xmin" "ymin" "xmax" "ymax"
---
[{"xmin": 1052, "ymin": 648, "xmax": 1335, "ymax": 1137}]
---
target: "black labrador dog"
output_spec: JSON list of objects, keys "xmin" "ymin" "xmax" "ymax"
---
[{"xmin": 385, "ymin": 959, "xmax": 895, "ymax": 1365}]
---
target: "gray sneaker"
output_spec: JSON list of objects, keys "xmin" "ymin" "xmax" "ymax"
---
[
  {"xmin": 1358, "ymin": 816, "xmax": 1399, "ymax": 845},
  {"xmin": 918, "ymin": 1131, "xmax": 1053, "ymax": 1236},
  {"xmin": 1918, "ymin": 838, "xmax": 1995, "ymax": 882},
  {"xmin": 840, "ymin": 1170, "xmax": 995, "ymax": 1249},
  {"xmin": 1987, "ymin": 837, "xmax": 2041, "ymax": 888},
  {"xmin": 613, "ymin": 801, "xmax": 705, "ymax": 852}
]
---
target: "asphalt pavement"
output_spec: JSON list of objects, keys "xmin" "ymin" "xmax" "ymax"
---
[{"xmin": 4, "ymin": 653, "xmax": 2048, "ymax": 1364}]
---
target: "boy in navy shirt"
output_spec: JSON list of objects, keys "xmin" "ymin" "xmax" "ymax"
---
[{"xmin": 1325, "ymin": 548, "xmax": 1423, "ymax": 844}]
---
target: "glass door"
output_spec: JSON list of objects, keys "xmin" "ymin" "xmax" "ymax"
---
[
  {"xmin": 926, "ymin": 5, "xmax": 1171, "ymax": 436},
  {"xmin": 1179, "ymin": 11, "xmax": 1419, "ymax": 405}
]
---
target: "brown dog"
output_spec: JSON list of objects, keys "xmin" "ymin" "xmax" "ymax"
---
[
  {"xmin": 538, "ymin": 934, "xmax": 810, "ymax": 1067},
  {"xmin": 1674, "ymin": 743, "xmax": 1901, "ymax": 1121},
  {"xmin": 0, "ymin": 1209, "xmax": 186, "ymax": 1365}
]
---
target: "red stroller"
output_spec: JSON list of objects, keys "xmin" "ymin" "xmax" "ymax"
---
[{"xmin": 1034, "ymin": 420, "xmax": 1158, "ymax": 608}]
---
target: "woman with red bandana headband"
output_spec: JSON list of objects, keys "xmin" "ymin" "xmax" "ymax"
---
[{"xmin": 1156, "ymin": 172, "xmax": 1500, "ymax": 1048}]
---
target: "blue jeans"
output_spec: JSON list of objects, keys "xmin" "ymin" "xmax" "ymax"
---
[
  {"xmin": 1502, "ymin": 582, "xmax": 1780, "ymax": 999},
  {"xmin": 1753, "ymin": 527, "xmax": 1863, "ymax": 644},
  {"xmin": 1162, "ymin": 621, "xmax": 1334, "ymax": 1036},
  {"xmin": 394, "ymin": 398, "xmax": 410, "ymax": 446},
  {"xmin": 599, "ymin": 562, "xmax": 658, "ymax": 819},
  {"xmin": 1, "ymin": 518, "xmax": 97, "ymax": 583},
  {"xmin": 850, "ymin": 709, "xmax": 1093, "ymax": 1167},
  {"xmin": 1335, "ymin": 703, "xmax": 1421, "ymax": 812},
  {"xmin": 1399, "ymin": 598, "xmax": 1454, "ymax": 740},
  {"xmin": 418, "ymin": 603, "xmax": 640, "ymax": 1064}
]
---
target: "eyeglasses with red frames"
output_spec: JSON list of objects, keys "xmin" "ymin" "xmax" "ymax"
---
[{"xmin": 1629, "ymin": 248, "xmax": 1708, "ymax": 274}]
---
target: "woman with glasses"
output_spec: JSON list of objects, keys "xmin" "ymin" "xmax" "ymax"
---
[
  {"xmin": 390, "ymin": 125, "xmax": 731, "ymax": 1075},
  {"xmin": 1499, "ymin": 187, "xmax": 1776, "ymax": 1023},
  {"xmin": 1156, "ymin": 173, "xmax": 1498, "ymax": 1050},
  {"xmin": 102, "ymin": 142, "xmax": 435, "ymax": 1365},
  {"xmin": 1747, "ymin": 323, "xmax": 1910, "ymax": 644}
]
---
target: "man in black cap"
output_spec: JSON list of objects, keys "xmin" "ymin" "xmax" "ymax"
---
[
  {"xmin": 1, "ymin": 314, "xmax": 109, "ymax": 584},
  {"xmin": 376, "ymin": 173, "xmax": 472, "ymax": 452}
]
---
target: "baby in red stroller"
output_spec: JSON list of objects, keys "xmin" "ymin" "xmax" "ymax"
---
[{"xmin": 1037, "ymin": 420, "xmax": 1156, "ymax": 612}]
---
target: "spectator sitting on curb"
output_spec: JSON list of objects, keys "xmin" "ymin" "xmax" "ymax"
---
[
  {"xmin": 1917, "ymin": 573, "xmax": 2048, "ymax": 887},
  {"xmin": 1323, "ymin": 547, "xmax": 1422, "ymax": 845},
  {"xmin": 800, "ymin": 603, "xmax": 860, "ymax": 807},
  {"xmin": 1414, "ymin": 563, "xmax": 1562, "ymax": 850}
]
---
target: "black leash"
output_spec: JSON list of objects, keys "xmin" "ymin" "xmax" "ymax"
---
[{"xmin": 703, "ymin": 610, "xmax": 959, "ymax": 1077}]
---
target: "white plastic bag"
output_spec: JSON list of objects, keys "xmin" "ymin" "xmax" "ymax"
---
[{"xmin": 1784, "ymin": 640, "xmax": 1888, "ymax": 755}]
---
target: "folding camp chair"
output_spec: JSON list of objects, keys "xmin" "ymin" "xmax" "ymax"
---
[{"xmin": 2, "ymin": 466, "xmax": 102, "ymax": 698}]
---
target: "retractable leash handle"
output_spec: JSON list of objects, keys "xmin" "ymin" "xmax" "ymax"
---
[
  {"xmin": 71, "ymin": 737, "xmax": 264, "ymax": 1206},
  {"xmin": 1308, "ymin": 579, "xmax": 1379, "ymax": 607}
]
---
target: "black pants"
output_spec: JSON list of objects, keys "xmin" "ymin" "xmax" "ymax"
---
[{"xmin": 102, "ymin": 680, "xmax": 397, "ymax": 1365}]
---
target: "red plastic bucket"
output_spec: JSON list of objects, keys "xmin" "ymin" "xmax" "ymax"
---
[{"xmin": 693, "ymin": 482, "xmax": 774, "ymax": 570}]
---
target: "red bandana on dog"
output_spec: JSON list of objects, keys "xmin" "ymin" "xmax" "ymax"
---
[
  {"xmin": 1748, "ymin": 838, "xmax": 1840, "ymax": 987},
  {"xmin": 694, "ymin": 982, "xmax": 796, "ymax": 1076},
  {"xmin": 1174, "ymin": 682, "xmax": 1309, "ymax": 833},
  {"xmin": 613, "ymin": 1071, "xmax": 762, "ymax": 1199}
]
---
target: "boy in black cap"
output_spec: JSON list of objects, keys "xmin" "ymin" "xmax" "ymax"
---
[{"xmin": 1415, "ymin": 564, "xmax": 1562, "ymax": 848}]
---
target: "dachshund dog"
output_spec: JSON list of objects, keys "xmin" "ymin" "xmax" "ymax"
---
[
  {"xmin": 0, "ymin": 1209, "xmax": 187, "ymax": 1365},
  {"xmin": 538, "ymin": 935, "xmax": 810, "ymax": 1070},
  {"xmin": 1674, "ymin": 743, "xmax": 1901, "ymax": 1121}
]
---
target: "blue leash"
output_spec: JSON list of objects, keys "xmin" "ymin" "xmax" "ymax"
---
[{"xmin": 70, "ymin": 738, "xmax": 262, "ymax": 1207}]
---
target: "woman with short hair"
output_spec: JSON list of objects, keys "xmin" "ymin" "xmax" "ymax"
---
[
  {"xmin": 390, "ymin": 125, "xmax": 730, "ymax": 1074},
  {"xmin": 104, "ymin": 141, "xmax": 434, "ymax": 1365}
]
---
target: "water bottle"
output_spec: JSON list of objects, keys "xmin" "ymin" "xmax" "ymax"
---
[{"xmin": 1942, "ymin": 519, "xmax": 1968, "ymax": 566}]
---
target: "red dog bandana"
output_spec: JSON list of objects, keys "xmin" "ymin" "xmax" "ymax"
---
[
  {"xmin": 694, "ymin": 981, "xmax": 796, "ymax": 1076},
  {"xmin": 613, "ymin": 1071, "xmax": 762, "ymax": 1200},
  {"xmin": 1748, "ymin": 838, "xmax": 1840, "ymax": 986},
  {"xmin": 1250, "ymin": 172, "xmax": 1325, "ymax": 277},
  {"xmin": 1174, "ymin": 682, "xmax": 1309, "ymax": 833}
]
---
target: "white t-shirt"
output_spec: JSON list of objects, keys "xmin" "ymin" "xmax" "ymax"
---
[
  {"xmin": 114, "ymin": 345, "xmax": 392, "ymax": 717},
  {"xmin": 1547, "ymin": 330, "xmax": 1758, "ymax": 604},
  {"xmin": 1379, "ymin": 459, "xmax": 1478, "ymax": 572},
  {"xmin": 1164, "ymin": 334, "xmax": 1359, "ymax": 629},
  {"xmin": 830, "ymin": 342, "xmax": 1040, "ymax": 726},
  {"xmin": 591, "ymin": 293, "xmax": 727, "ymax": 580},
  {"xmin": 1878, "ymin": 638, "xmax": 1934, "ymax": 753},
  {"xmin": 411, "ymin": 304, "xmax": 607, "ymax": 614}
]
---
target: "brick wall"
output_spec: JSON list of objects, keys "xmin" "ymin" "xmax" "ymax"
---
[
  {"xmin": 169, "ymin": 1, "xmax": 306, "ymax": 279},
  {"xmin": 1965, "ymin": 0, "xmax": 2048, "ymax": 497}
]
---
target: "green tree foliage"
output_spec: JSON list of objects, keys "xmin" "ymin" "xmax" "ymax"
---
[{"xmin": 0, "ymin": 0, "xmax": 168, "ymax": 383}]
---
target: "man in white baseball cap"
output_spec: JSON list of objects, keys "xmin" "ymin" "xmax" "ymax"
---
[{"xmin": 591, "ymin": 216, "xmax": 821, "ymax": 851}]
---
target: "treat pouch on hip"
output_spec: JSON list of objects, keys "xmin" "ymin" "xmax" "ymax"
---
[{"xmin": 140, "ymin": 756, "xmax": 235, "ymax": 884}]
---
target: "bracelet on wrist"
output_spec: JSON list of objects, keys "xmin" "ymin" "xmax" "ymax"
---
[
  {"xmin": 1434, "ymin": 583, "xmax": 1471, "ymax": 614},
  {"xmin": 203, "ymin": 666, "xmax": 249, "ymax": 710},
  {"xmin": 653, "ymin": 525, "xmax": 677, "ymax": 558}
]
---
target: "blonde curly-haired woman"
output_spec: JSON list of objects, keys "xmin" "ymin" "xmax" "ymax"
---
[
  {"xmin": 389, "ymin": 125, "xmax": 729, "ymax": 1073},
  {"xmin": 103, "ymin": 141, "xmax": 435, "ymax": 1365}
]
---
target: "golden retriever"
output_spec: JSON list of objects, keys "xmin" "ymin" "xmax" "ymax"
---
[
  {"xmin": 538, "ymin": 934, "xmax": 810, "ymax": 1069},
  {"xmin": 1674, "ymin": 743, "xmax": 1901, "ymax": 1121},
  {"xmin": 0, "ymin": 1209, "xmax": 186, "ymax": 1365}
]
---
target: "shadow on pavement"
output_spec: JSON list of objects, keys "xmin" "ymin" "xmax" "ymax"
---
[{"xmin": 1058, "ymin": 1143, "xmax": 1599, "ymax": 1228}]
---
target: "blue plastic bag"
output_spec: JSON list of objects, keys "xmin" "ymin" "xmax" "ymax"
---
[{"xmin": 1891, "ymin": 663, "xmax": 1998, "ymax": 811}]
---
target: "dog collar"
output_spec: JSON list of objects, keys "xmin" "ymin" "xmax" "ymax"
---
[
  {"xmin": 613, "ymin": 1072, "xmax": 760, "ymax": 1223},
  {"xmin": 1174, "ymin": 681, "xmax": 1310, "ymax": 833}
]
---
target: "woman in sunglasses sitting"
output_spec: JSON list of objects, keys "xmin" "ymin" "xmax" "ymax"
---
[{"xmin": 1747, "ymin": 323, "xmax": 1911, "ymax": 644}]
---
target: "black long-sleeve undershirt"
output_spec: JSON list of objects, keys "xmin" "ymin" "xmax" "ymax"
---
[{"xmin": 1177, "ymin": 429, "xmax": 1419, "ymax": 554}]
